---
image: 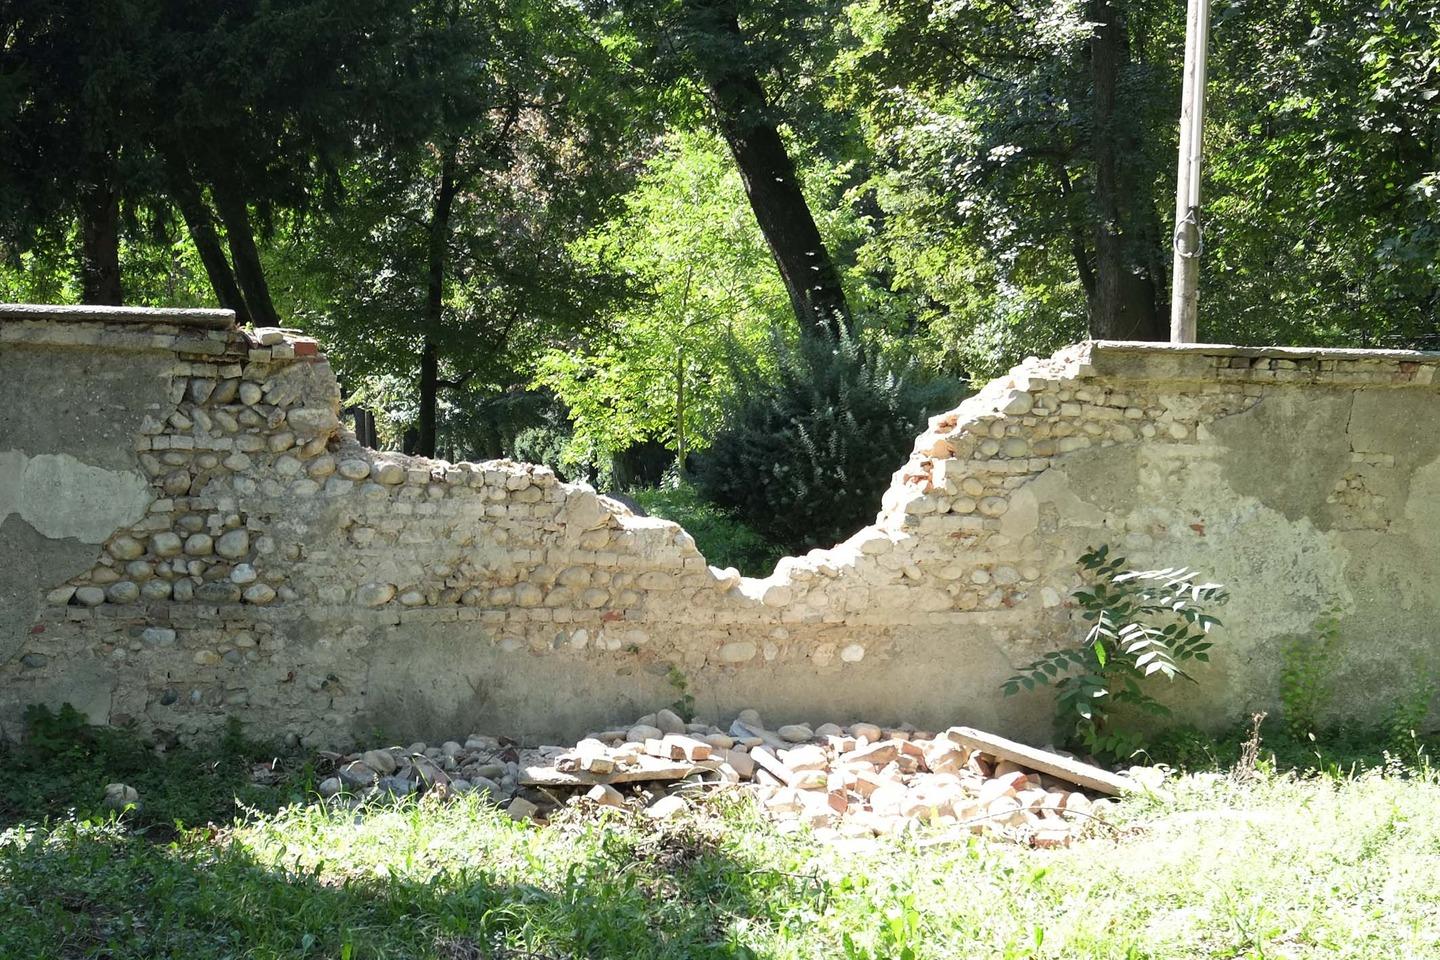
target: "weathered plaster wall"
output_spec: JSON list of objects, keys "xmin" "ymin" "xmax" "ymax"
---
[{"xmin": 3, "ymin": 304, "xmax": 1438, "ymax": 746}]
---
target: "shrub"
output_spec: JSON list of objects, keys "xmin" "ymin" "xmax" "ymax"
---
[
  {"xmin": 690, "ymin": 327, "xmax": 961, "ymax": 554},
  {"xmin": 630, "ymin": 479, "xmax": 784, "ymax": 577},
  {"xmin": 1384, "ymin": 667, "xmax": 1437, "ymax": 760},
  {"xmin": 1003, "ymin": 545, "xmax": 1229, "ymax": 761},
  {"xmin": 1278, "ymin": 606, "xmax": 1342, "ymax": 740}
]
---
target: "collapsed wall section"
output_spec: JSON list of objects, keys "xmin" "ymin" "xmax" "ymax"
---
[{"xmin": 4, "ymin": 306, "xmax": 1439, "ymax": 745}]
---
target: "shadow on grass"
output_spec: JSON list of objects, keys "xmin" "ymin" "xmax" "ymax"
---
[
  {"xmin": 0, "ymin": 705, "xmax": 316, "ymax": 833},
  {"xmin": 0, "ymin": 706, "xmax": 828, "ymax": 959},
  {"xmin": 0, "ymin": 799, "xmax": 817, "ymax": 960}
]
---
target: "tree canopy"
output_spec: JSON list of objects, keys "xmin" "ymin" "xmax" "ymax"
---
[{"xmin": 3, "ymin": 0, "xmax": 1436, "ymax": 552}]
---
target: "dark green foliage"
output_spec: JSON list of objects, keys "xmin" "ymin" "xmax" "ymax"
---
[
  {"xmin": 1142, "ymin": 714, "xmax": 1440, "ymax": 779},
  {"xmin": 1003, "ymin": 546, "xmax": 1228, "ymax": 761},
  {"xmin": 0, "ymin": 0, "xmax": 417, "ymax": 313},
  {"xmin": 0, "ymin": 704, "xmax": 305, "ymax": 829},
  {"xmin": 691, "ymin": 327, "xmax": 961, "ymax": 554},
  {"xmin": 1203, "ymin": 0, "xmax": 1440, "ymax": 347},
  {"xmin": 1278, "ymin": 606, "xmax": 1343, "ymax": 740},
  {"xmin": 439, "ymin": 388, "xmax": 568, "ymax": 464},
  {"xmin": 275, "ymin": 0, "xmax": 640, "ymax": 456},
  {"xmin": 631, "ymin": 481, "xmax": 785, "ymax": 577}
]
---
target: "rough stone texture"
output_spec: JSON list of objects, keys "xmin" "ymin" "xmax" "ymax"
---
[{"xmin": 3, "ymin": 309, "xmax": 1439, "ymax": 746}]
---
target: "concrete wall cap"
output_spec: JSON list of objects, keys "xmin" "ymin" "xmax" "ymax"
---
[
  {"xmin": 0, "ymin": 302, "xmax": 235, "ymax": 330},
  {"xmin": 1089, "ymin": 339, "xmax": 1440, "ymax": 363}
]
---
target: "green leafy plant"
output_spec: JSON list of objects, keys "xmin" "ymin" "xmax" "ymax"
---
[
  {"xmin": 631, "ymin": 478, "xmax": 785, "ymax": 577},
  {"xmin": 1384, "ymin": 668, "xmax": 1436, "ymax": 761},
  {"xmin": 692, "ymin": 323, "xmax": 961, "ymax": 554},
  {"xmin": 1279, "ymin": 606, "xmax": 1343, "ymax": 740},
  {"xmin": 1003, "ymin": 545, "xmax": 1228, "ymax": 760},
  {"xmin": 666, "ymin": 665, "xmax": 696, "ymax": 723}
]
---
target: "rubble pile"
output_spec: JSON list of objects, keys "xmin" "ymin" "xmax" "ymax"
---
[{"xmin": 314, "ymin": 710, "xmax": 1138, "ymax": 847}]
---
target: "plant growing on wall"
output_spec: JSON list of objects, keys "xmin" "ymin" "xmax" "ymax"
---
[
  {"xmin": 1278, "ymin": 605, "xmax": 1343, "ymax": 740},
  {"xmin": 1002, "ymin": 545, "xmax": 1228, "ymax": 760}
]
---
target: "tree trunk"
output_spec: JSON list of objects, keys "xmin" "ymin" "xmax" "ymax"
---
[
  {"xmin": 419, "ymin": 148, "xmax": 460, "ymax": 459},
  {"xmin": 675, "ymin": 347, "xmax": 687, "ymax": 472},
  {"xmin": 1053, "ymin": 160, "xmax": 1097, "ymax": 306},
  {"xmin": 361, "ymin": 410, "xmax": 378, "ymax": 449},
  {"xmin": 161, "ymin": 148, "xmax": 249, "ymax": 322},
  {"xmin": 1087, "ymin": 0, "xmax": 1165, "ymax": 340},
  {"xmin": 79, "ymin": 178, "xmax": 123, "ymax": 305},
  {"xmin": 419, "ymin": 337, "xmax": 440, "ymax": 459},
  {"xmin": 684, "ymin": 0, "xmax": 851, "ymax": 339},
  {"xmin": 210, "ymin": 177, "xmax": 281, "ymax": 328}
]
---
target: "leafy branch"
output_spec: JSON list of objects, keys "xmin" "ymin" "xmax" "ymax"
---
[{"xmin": 1002, "ymin": 545, "xmax": 1229, "ymax": 760}]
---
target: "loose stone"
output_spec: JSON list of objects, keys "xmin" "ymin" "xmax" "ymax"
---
[
  {"xmin": 778, "ymin": 724, "xmax": 814, "ymax": 743},
  {"xmin": 103, "ymin": 783, "xmax": 141, "ymax": 813},
  {"xmin": 654, "ymin": 709, "xmax": 686, "ymax": 735}
]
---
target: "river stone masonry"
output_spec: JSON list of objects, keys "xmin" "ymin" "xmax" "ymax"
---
[{"xmin": 4, "ymin": 304, "xmax": 1439, "ymax": 745}]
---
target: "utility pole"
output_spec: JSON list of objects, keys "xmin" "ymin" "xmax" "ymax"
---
[{"xmin": 1170, "ymin": 0, "xmax": 1211, "ymax": 343}]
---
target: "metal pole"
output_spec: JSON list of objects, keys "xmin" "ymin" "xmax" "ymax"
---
[{"xmin": 1170, "ymin": 0, "xmax": 1211, "ymax": 343}]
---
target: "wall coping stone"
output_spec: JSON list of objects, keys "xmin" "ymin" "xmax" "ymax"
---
[
  {"xmin": 1089, "ymin": 339, "xmax": 1440, "ymax": 363},
  {"xmin": 0, "ymin": 303, "xmax": 235, "ymax": 330}
]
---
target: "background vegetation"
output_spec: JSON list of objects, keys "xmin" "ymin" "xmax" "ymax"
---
[{"xmin": 3, "ymin": 0, "xmax": 1436, "ymax": 570}]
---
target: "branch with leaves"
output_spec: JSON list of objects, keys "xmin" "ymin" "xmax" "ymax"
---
[{"xmin": 1003, "ymin": 545, "xmax": 1228, "ymax": 760}]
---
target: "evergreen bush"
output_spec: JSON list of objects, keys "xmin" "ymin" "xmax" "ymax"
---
[
  {"xmin": 631, "ymin": 479, "xmax": 785, "ymax": 577},
  {"xmin": 691, "ymin": 327, "xmax": 960, "ymax": 554}
]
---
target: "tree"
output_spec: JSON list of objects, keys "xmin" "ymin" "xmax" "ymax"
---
[
  {"xmin": 841, "ymin": 0, "xmax": 1177, "ymax": 344},
  {"xmin": 0, "ymin": 0, "xmax": 157, "ymax": 304},
  {"xmin": 534, "ymin": 130, "xmax": 789, "ymax": 470},
  {"xmin": 603, "ymin": 0, "xmax": 858, "ymax": 339},
  {"xmin": 1200, "ymin": 0, "xmax": 1440, "ymax": 346},
  {"xmin": 0, "ymin": 0, "xmax": 415, "ymax": 318},
  {"xmin": 275, "ymin": 0, "xmax": 636, "ymax": 458},
  {"xmin": 140, "ymin": 0, "xmax": 412, "ymax": 327}
]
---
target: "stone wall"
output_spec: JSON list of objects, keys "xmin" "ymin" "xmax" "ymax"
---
[{"xmin": 4, "ymin": 304, "xmax": 1439, "ymax": 746}]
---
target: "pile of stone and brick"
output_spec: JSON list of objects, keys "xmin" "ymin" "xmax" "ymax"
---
[{"xmin": 313, "ymin": 709, "xmax": 1138, "ymax": 847}]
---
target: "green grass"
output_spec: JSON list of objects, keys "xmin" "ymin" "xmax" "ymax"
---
[
  {"xmin": 5, "ymin": 717, "xmax": 1440, "ymax": 958},
  {"xmin": 0, "ymin": 705, "xmax": 311, "ymax": 829}
]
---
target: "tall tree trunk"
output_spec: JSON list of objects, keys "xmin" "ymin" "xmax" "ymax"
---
[
  {"xmin": 363, "ymin": 409, "xmax": 378, "ymax": 449},
  {"xmin": 160, "ymin": 147, "xmax": 249, "ymax": 323},
  {"xmin": 1053, "ymin": 160, "xmax": 1097, "ymax": 306},
  {"xmin": 1087, "ymin": 0, "xmax": 1165, "ymax": 340},
  {"xmin": 79, "ymin": 178, "xmax": 122, "ymax": 305},
  {"xmin": 419, "ymin": 148, "xmax": 460, "ymax": 459},
  {"xmin": 160, "ymin": 148, "xmax": 247, "ymax": 322},
  {"xmin": 210, "ymin": 177, "xmax": 281, "ymax": 328},
  {"xmin": 684, "ymin": 0, "xmax": 851, "ymax": 339},
  {"xmin": 419, "ymin": 338, "xmax": 440, "ymax": 458}
]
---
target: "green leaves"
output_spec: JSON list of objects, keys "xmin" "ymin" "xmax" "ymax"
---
[
  {"xmin": 691, "ymin": 321, "xmax": 961, "ymax": 554},
  {"xmin": 533, "ymin": 129, "xmax": 789, "ymax": 466},
  {"xmin": 1001, "ymin": 545, "xmax": 1229, "ymax": 761}
]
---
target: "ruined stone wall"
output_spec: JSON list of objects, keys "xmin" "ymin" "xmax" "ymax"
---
[{"xmin": 4, "ymin": 304, "xmax": 1439, "ymax": 746}]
